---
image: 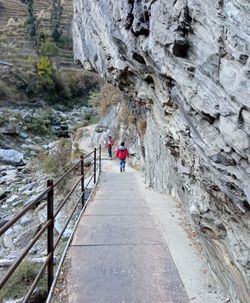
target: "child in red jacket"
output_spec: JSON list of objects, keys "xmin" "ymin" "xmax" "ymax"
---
[
  {"xmin": 106, "ymin": 136, "xmax": 114, "ymax": 159},
  {"xmin": 116, "ymin": 141, "xmax": 129, "ymax": 172}
]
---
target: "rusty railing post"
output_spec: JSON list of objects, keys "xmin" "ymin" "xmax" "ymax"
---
[
  {"xmin": 80, "ymin": 155, "xmax": 85, "ymax": 208},
  {"xmin": 94, "ymin": 147, "xmax": 97, "ymax": 184},
  {"xmin": 47, "ymin": 179, "xmax": 54, "ymax": 292},
  {"xmin": 99, "ymin": 144, "xmax": 101, "ymax": 173}
]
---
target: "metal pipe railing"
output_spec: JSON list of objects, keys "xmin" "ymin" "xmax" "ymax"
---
[
  {"xmin": 47, "ymin": 179, "xmax": 54, "ymax": 292},
  {"xmin": 0, "ymin": 219, "xmax": 52, "ymax": 289},
  {"xmin": 54, "ymin": 175, "xmax": 82, "ymax": 218},
  {"xmin": 0, "ymin": 188, "xmax": 51, "ymax": 237},
  {"xmin": 94, "ymin": 147, "xmax": 97, "ymax": 184},
  {"xmin": 53, "ymin": 160, "xmax": 81, "ymax": 188},
  {"xmin": 54, "ymin": 192, "xmax": 83, "ymax": 250},
  {"xmin": 0, "ymin": 145, "xmax": 102, "ymax": 301}
]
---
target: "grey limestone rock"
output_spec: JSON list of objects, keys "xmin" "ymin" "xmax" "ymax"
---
[
  {"xmin": 0, "ymin": 149, "xmax": 24, "ymax": 166},
  {"xmin": 20, "ymin": 216, "xmax": 32, "ymax": 226},
  {"xmin": 14, "ymin": 224, "xmax": 41, "ymax": 249},
  {"xmin": 73, "ymin": 0, "xmax": 250, "ymax": 301},
  {"xmin": 19, "ymin": 132, "xmax": 29, "ymax": 140}
]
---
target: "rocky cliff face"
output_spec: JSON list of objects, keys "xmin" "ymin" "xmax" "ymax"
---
[{"xmin": 73, "ymin": 1, "xmax": 250, "ymax": 302}]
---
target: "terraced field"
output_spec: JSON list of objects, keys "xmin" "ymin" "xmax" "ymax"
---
[{"xmin": 0, "ymin": 0, "xmax": 82, "ymax": 101}]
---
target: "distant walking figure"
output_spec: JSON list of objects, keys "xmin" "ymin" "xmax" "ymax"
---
[
  {"xmin": 107, "ymin": 136, "xmax": 114, "ymax": 159},
  {"xmin": 116, "ymin": 142, "xmax": 129, "ymax": 172}
]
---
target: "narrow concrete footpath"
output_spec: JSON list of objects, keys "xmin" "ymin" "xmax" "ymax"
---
[{"xmin": 67, "ymin": 171, "xmax": 189, "ymax": 303}]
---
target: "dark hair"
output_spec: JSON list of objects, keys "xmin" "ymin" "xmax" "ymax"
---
[{"xmin": 121, "ymin": 141, "xmax": 125, "ymax": 146}]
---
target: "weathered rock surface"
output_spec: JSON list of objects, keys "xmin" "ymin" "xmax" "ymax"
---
[
  {"xmin": 0, "ymin": 149, "xmax": 24, "ymax": 166},
  {"xmin": 73, "ymin": 1, "xmax": 250, "ymax": 302}
]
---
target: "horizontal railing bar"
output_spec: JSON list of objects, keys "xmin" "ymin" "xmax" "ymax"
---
[
  {"xmin": 0, "ymin": 188, "xmax": 51, "ymax": 237},
  {"xmin": 23, "ymin": 252, "xmax": 52, "ymax": 303},
  {"xmin": 0, "ymin": 219, "xmax": 52, "ymax": 289},
  {"xmin": 53, "ymin": 160, "xmax": 81, "ymax": 188},
  {"xmin": 84, "ymin": 150, "xmax": 95, "ymax": 158},
  {"xmin": 54, "ymin": 175, "xmax": 82, "ymax": 218},
  {"xmin": 54, "ymin": 192, "xmax": 83, "ymax": 250}
]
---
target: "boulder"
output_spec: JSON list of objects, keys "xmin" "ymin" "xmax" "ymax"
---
[
  {"xmin": 14, "ymin": 224, "xmax": 41, "ymax": 248},
  {"xmin": 12, "ymin": 200, "xmax": 23, "ymax": 207},
  {"xmin": 19, "ymin": 183, "xmax": 33, "ymax": 194},
  {"xmin": 20, "ymin": 216, "xmax": 32, "ymax": 226},
  {"xmin": 0, "ymin": 126, "xmax": 18, "ymax": 136},
  {"xmin": 95, "ymin": 125, "xmax": 107, "ymax": 133},
  {"xmin": 22, "ymin": 112, "xmax": 33, "ymax": 123},
  {"xmin": 3, "ymin": 231, "xmax": 15, "ymax": 249},
  {"xmin": 0, "ymin": 149, "xmax": 24, "ymax": 166},
  {"xmin": 6, "ymin": 194, "xmax": 19, "ymax": 204},
  {"xmin": 28, "ymin": 145, "xmax": 42, "ymax": 152},
  {"xmin": 54, "ymin": 213, "xmax": 72, "ymax": 240},
  {"xmin": 19, "ymin": 132, "xmax": 29, "ymax": 140}
]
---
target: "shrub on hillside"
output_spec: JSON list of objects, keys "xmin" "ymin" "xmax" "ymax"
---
[
  {"xmin": 57, "ymin": 33, "xmax": 72, "ymax": 48},
  {"xmin": 37, "ymin": 56, "xmax": 53, "ymax": 80},
  {"xmin": 0, "ymin": 260, "xmax": 46, "ymax": 301},
  {"xmin": 39, "ymin": 107, "xmax": 56, "ymax": 123},
  {"xmin": 0, "ymin": 80, "xmax": 15, "ymax": 99},
  {"xmin": 41, "ymin": 40, "xmax": 59, "ymax": 57},
  {"xmin": 72, "ymin": 112, "xmax": 100, "ymax": 131},
  {"xmin": 68, "ymin": 71, "xmax": 102, "ymax": 100},
  {"xmin": 26, "ymin": 118, "xmax": 49, "ymax": 135},
  {"xmin": 26, "ymin": 108, "xmax": 58, "ymax": 135},
  {"xmin": 90, "ymin": 83, "xmax": 123, "ymax": 116},
  {"xmin": 38, "ymin": 138, "xmax": 72, "ymax": 177},
  {"xmin": 37, "ymin": 56, "xmax": 72, "ymax": 103}
]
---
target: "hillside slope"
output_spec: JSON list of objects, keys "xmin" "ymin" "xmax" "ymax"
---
[{"xmin": 0, "ymin": 0, "xmax": 88, "ymax": 103}]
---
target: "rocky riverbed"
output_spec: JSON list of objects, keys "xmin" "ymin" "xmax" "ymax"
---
[{"xmin": 0, "ymin": 104, "xmax": 98, "ymax": 277}]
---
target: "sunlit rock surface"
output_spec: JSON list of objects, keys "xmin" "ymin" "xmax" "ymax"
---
[{"xmin": 73, "ymin": 1, "xmax": 250, "ymax": 301}]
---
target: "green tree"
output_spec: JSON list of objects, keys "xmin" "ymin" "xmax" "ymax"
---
[
  {"xmin": 50, "ymin": 0, "xmax": 63, "ymax": 41},
  {"xmin": 37, "ymin": 56, "xmax": 53, "ymax": 81},
  {"xmin": 36, "ymin": 56, "xmax": 72, "ymax": 103},
  {"xmin": 21, "ymin": 0, "xmax": 37, "ymax": 38}
]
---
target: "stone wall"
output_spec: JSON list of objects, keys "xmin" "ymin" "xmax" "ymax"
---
[{"xmin": 73, "ymin": 1, "xmax": 250, "ymax": 302}]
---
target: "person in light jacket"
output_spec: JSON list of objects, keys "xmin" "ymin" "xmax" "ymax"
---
[{"xmin": 116, "ymin": 141, "xmax": 129, "ymax": 172}]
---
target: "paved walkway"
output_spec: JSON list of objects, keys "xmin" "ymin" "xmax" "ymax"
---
[{"xmin": 67, "ymin": 172, "xmax": 189, "ymax": 303}]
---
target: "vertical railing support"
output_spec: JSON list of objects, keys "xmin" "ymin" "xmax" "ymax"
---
[
  {"xmin": 99, "ymin": 144, "xmax": 101, "ymax": 174},
  {"xmin": 47, "ymin": 179, "xmax": 54, "ymax": 293},
  {"xmin": 94, "ymin": 147, "xmax": 97, "ymax": 184},
  {"xmin": 80, "ymin": 155, "xmax": 85, "ymax": 208}
]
